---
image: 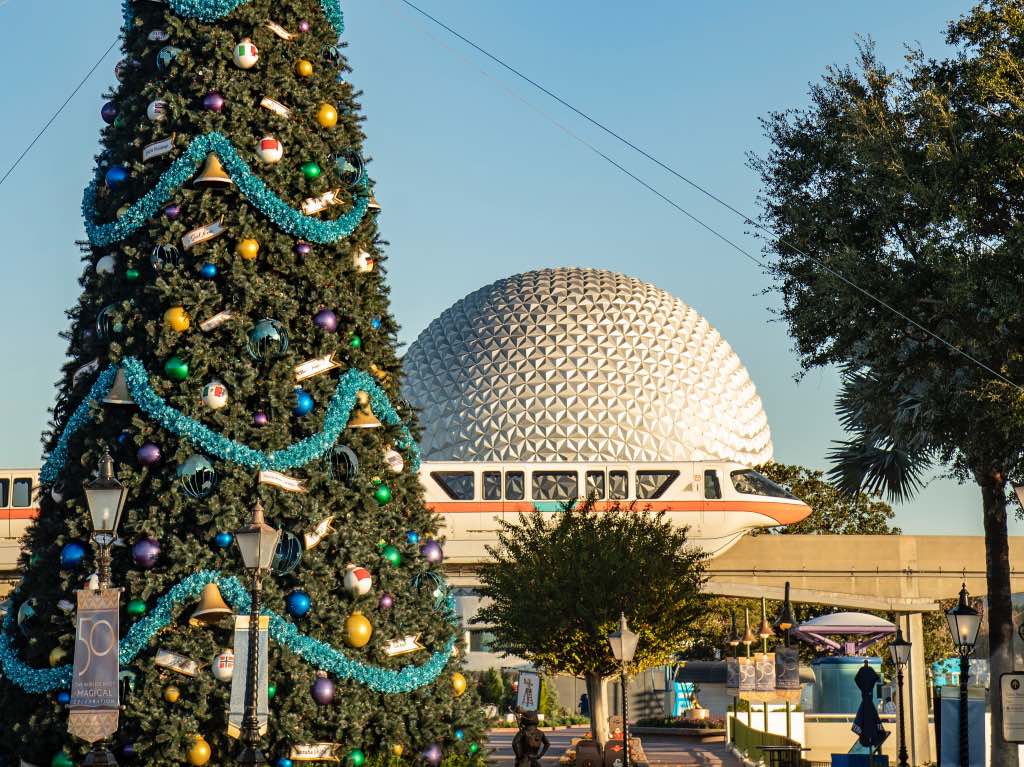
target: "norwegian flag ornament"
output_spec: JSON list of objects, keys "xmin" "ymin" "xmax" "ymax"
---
[
  {"xmin": 201, "ymin": 380, "xmax": 229, "ymax": 410},
  {"xmin": 344, "ymin": 564, "xmax": 373, "ymax": 597},
  {"xmin": 256, "ymin": 135, "xmax": 284, "ymax": 164},
  {"xmin": 212, "ymin": 649, "xmax": 235, "ymax": 682},
  {"xmin": 233, "ymin": 38, "xmax": 259, "ymax": 69}
]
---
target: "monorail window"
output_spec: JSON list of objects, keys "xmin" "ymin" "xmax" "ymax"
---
[
  {"xmin": 585, "ymin": 471, "xmax": 605, "ymax": 499},
  {"xmin": 609, "ymin": 471, "xmax": 628, "ymax": 500},
  {"xmin": 0, "ymin": 479, "xmax": 8, "ymax": 507},
  {"xmin": 532, "ymin": 471, "xmax": 578, "ymax": 501},
  {"xmin": 704, "ymin": 470, "xmax": 722, "ymax": 500},
  {"xmin": 505, "ymin": 471, "xmax": 525, "ymax": 500},
  {"xmin": 730, "ymin": 470, "xmax": 795, "ymax": 499},
  {"xmin": 431, "ymin": 471, "xmax": 474, "ymax": 501},
  {"xmin": 636, "ymin": 470, "xmax": 679, "ymax": 499},
  {"xmin": 483, "ymin": 471, "xmax": 502, "ymax": 501},
  {"xmin": 12, "ymin": 478, "xmax": 32, "ymax": 508}
]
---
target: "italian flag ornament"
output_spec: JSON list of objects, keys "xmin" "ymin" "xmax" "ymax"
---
[{"xmin": 233, "ymin": 38, "xmax": 259, "ymax": 69}]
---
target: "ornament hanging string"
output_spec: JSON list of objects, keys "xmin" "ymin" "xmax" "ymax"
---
[
  {"xmin": 39, "ymin": 357, "xmax": 419, "ymax": 484},
  {"xmin": 121, "ymin": 0, "xmax": 345, "ymax": 36},
  {"xmin": 83, "ymin": 132, "xmax": 369, "ymax": 247},
  {"xmin": 0, "ymin": 571, "xmax": 454, "ymax": 694}
]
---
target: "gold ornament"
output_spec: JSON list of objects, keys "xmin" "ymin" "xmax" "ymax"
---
[
  {"xmin": 164, "ymin": 685, "xmax": 181, "ymax": 703},
  {"xmin": 49, "ymin": 647, "xmax": 68, "ymax": 667},
  {"xmin": 391, "ymin": 745, "xmax": 405, "ymax": 758},
  {"xmin": 236, "ymin": 238, "xmax": 260, "ymax": 261},
  {"xmin": 317, "ymin": 103, "xmax": 339, "ymax": 128},
  {"xmin": 452, "ymin": 672, "xmax": 468, "ymax": 697},
  {"xmin": 163, "ymin": 306, "xmax": 190, "ymax": 332},
  {"xmin": 345, "ymin": 611, "xmax": 373, "ymax": 648},
  {"xmin": 296, "ymin": 59, "xmax": 314, "ymax": 77},
  {"xmin": 187, "ymin": 736, "xmax": 212, "ymax": 766}
]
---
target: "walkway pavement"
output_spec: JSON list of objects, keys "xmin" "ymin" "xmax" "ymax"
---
[{"xmin": 486, "ymin": 727, "xmax": 744, "ymax": 767}]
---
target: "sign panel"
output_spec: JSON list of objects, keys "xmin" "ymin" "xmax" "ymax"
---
[
  {"xmin": 516, "ymin": 671, "xmax": 541, "ymax": 711},
  {"xmin": 1001, "ymin": 673, "xmax": 1024, "ymax": 742},
  {"xmin": 68, "ymin": 588, "xmax": 120, "ymax": 743},
  {"xmin": 775, "ymin": 647, "xmax": 800, "ymax": 690},
  {"xmin": 737, "ymin": 656, "xmax": 755, "ymax": 691},
  {"xmin": 754, "ymin": 652, "xmax": 776, "ymax": 691},
  {"xmin": 228, "ymin": 614, "xmax": 269, "ymax": 739}
]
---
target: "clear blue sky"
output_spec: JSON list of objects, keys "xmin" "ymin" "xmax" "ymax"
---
[{"xmin": 0, "ymin": 0, "xmax": 1003, "ymax": 535}]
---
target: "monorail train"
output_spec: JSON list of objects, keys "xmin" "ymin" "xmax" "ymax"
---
[
  {"xmin": 0, "ymin": 469, "xmax": 39, "ymax": 579},
  {"xmin": 420, "ymin": 461, "xmax": 811, "ymax": 561}
]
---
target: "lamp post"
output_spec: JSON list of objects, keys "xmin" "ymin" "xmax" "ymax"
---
[
  {"xmin": 889, "ymin": 627, "xmax": 912, "ymax": 767},
  {"xmin": 234, "ymin": 500, "xmax": 281, "ymax": 766},
  {"xmin": 946, "ymin": 583, "xmax": 981, "ymax": 767},
  {"xmin": 83, "ymin": 449, "xmax": 127, "ymax": 590},
  {"xmin": 608, "ymin": 613, "xmax": 639, "ymax": 767},
  {"xmin": 728, "ymin": 612, "xmax": 740, "ymax": 743}
]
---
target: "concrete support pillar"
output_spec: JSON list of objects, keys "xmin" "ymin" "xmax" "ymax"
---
[{"xmin": 899, "ymin": 612, "xmax": 932, "ymax": 766}]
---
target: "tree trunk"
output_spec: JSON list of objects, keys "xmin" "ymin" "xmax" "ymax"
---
[
  {"xmin": 586, "ymin": 672, "xmax": 610, "ymax": 746},
  {"xmin": 980, "ymin": 475, "xmax": 1018, "ymax": 767}
]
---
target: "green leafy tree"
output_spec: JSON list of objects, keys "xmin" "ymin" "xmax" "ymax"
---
[
  {"xmin": 478, "ymin": 668, "xmax": 505, "ymax": 707},
  {"xmin": 750, "ymin": 6, "xmax": 1024, "ymax": 764},
  {"xmin": 0, "ymin": 1, "xmax": 482, "ymax": 764},
  {"xmin": 474, "ymin": 501, "xmax": 708, "ymax": 745}
]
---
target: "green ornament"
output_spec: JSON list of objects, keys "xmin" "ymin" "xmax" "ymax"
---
[
  {"xmin": 349, "ymin": 749, "xmax": 366, "ymax": 767},
  {"xmin": 164, "ymin": 355, "xmax": 189, "ymax": 381},
  {"xmin": 350, "ymin": 334, "xmax": 362, "ymax": 350},
  {"xmin": 125, "ymin": 268, "xmax": 140, "ymax": 281},
  {"xmin": 268, "ymin": 682, "xmax": 277, "ymax": 700},
  {"xmin": 374, "ymin": 484, "xmax": 392, "ymax": 505},
  {"xmin": 382, "ymin": 544, "xmax": 401, "ymax": 566},
  {"xmin": 469, "ymin": 743, "xmax": 479, "ymax": 754},
  {"xmin": 126, "ymin": 598, "xmax": 147, "ymax": 616},
  {"xmin": 29, "ymin": 553, "xmax": 41, "ymax": 567},
  {"xmin": 51, "ymin": 753, "xmax": 74, "ymax": 767},
  {"xmin": 113, "ymin": 115, "xmax": 125, "ymax": 128},
  {"xmin": 301, "ymin": 161, "xmax": 322, "ymax": 180}
]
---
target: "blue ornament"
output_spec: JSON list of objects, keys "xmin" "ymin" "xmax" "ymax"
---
[
  {"xmin": 406, "ymin": 531, "xmax": 420, "ymax": 545},
  {"xmin": 214, "ymin": 531, "xmax": 234, "ymax": 549},
  {"xmin": 333, "ymin": 151, "xmax": 365, "ymax": 189},
  {"xmin": 56, "ymin": 690, "xmax": 71, "ymax": 705},
  {"xmin": 156, "ymin": 45, "xmax": 182, "ymax": 73},
  {"xmin": 199, "ymin": 263, "xmax": 218, "ymax": 279},
  {"xmin": 285, "ymin": 589, "xmax": 311, "ymax": 618},
  {"xmin": 454, "ymin": 729, "xmax": 465, "ymax": 741},
  {"xmin": 247, "ymin": 318, "xmax": 290, "ymax": 362},
  {"xmin": 60, "ymin": 541, "xmax": 88, "ymax": 569},
  {"xmin": 176, "ymin": 454, "xmax": 218, "ymax": 499},
  {"xmin": 370, "ymin": 316, "xmax": 382, "ymax": 330},
  {"xmin": 272, "ymin": 531, "xmax": 303, "ymax": 575},
  {"xmin": 276, "ymin": 759, "xmax": 294, "ymax": 767},
  {"xmin": 293, "ymin": 388, "xmax": 314, "ymax": 416},
  {"xmin": 105, "ymin": 165, "xmax": 129, "ymax": 189}
]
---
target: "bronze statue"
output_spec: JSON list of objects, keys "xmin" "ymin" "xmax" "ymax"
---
[{"xmin": 513, "ymin": 708, "xmax": 550, "ymax": 767}]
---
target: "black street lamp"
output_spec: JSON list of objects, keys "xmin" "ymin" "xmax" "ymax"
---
[
  {"xmin": 889, "ymin": 627, "xmax": 912, "ymax": 767},
  {"xmin": 83, "ymin": 449, "xmax": 127, "ymax": 590},
  {"xmin": 234, "ymin": 500, "xmax": 280, "ymax": 766},
  {"xmin": 946, "ymin": 584, "xmax": 982, "ymax": 767},
  {"xmin": 608, "ymin": 613, "xmax": 639, "ymax": 767}
]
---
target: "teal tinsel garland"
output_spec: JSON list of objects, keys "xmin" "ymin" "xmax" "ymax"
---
[
  {"xmin": 39, "ymin": 358, "xmax": 419, "ymax": 484},
  {"xmin": 83, "ymin": 132, "xmax": 369, "ymax": 247},
  {"xmin": 0, "ymin": 571, "xmax": 453, "ymax": 694},
  {"xmin": 122, "ymin": 0, "xmax": 345, "ymax": 36}
]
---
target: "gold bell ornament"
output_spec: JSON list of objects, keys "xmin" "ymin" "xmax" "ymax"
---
[
  {"xmin": 347, "ymin": 391, "xmax": 381, "ymax": 429},
  {"xmin": 189, "ymin": 582, "xmax": 233, "ymax": 627},
  {"xmin": 194, "ymin": 153, "xmax": 234, "ymax": 188}
]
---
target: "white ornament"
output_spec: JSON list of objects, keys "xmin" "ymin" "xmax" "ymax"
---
[
  {"xmin": 95, "ymin": 255, "xmax": 116, "ymax": 275},
  {"xmin": 256, "ymin": 135, "xmax": 284, "ymax": 164},
  {"xmin": 384, "ymin": 447, "xmax": 404, "ymax": 474},
  {"xmin": 212, "ymin": 649, "xmax": 235, "ymax": 682},
  {"xmin": 343, "ymin": 564, "xmax": 373, "ymax": 597},
  {"xmin": 233, "ymin": 38, "xmax": 259, "ymax": 69},
  {"xmin": 147, "ymin": 99, "xmax": 169, "ymax": 122},
  {"xmin": 201, "ymin": 380, "xmax": 229, "ymax": 410},
  {"xmin": 353, "ymin": 249, "xmax": 375, "ymax": 273}
]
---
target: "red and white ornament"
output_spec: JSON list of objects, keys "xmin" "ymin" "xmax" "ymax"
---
[
  {"xmin": 353, "ymin": 250, "xmax": 375, "ymax": 273},
  {"xmin": 147, "ymin": 99, "xmax": 169, "ymax": 122},
  {"xmin": 212, "ymin": 649, "xmax": 234, "ymax": 682},
  {"xmin": 384, "ymin": 447, "xmax": 404, "ymax": 474},
  {"xmin": 201, "ymin": 380, "xmax": 229, "ymax": 410},
  {"xmin": 344, "ymin": 564, "xmax": 373, "ymax": 597},
  {"xmin": 232, "ymin": 38, "xmax": 259, "ymax": 69},
  {"xmin": 256, "ymin": 136, "xmax": 284, "ymax": 164}
]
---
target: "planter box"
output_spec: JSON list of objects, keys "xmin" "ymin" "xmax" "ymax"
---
[{"xmin": 630, "ymin": 726, "xmax": 726, "ymax": 741}]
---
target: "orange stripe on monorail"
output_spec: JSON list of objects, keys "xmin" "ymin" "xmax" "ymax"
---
[
  {"xmin": 425, "ymin": 500, "xmax": 809, "ymax": 526},
  {"xmin": 0, "ymin": 508, "xmax": 39, "ymax": 521}
]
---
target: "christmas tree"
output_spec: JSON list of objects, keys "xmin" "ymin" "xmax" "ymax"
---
[{"xmin": 0, "ymin": 1, "xmax": 482, "ymax": 764}]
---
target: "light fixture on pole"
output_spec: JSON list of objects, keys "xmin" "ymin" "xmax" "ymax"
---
[
  {"xmin": 741, "ymin": 608, "xmax": 755, "ymax": 654},
  {"xmin": 946, "ymin": 583, "xmax": 981, "ymax": 767},
  {"xmin": 608, "ymin": 613, "xmax": 638, "ymax": 767},
  {"xmin": 889, "ymin": 627, "xmax": 912, "ymax": 767},
  {"xmin": 773, "ymin": 582, "xmax": 797, "ymax": 644},
  {"xmin": 84, "ymin": 449, "xmax": 127, "ymax": 590},
  {"xmin": 235, "ymin": 500, "xmax": 281, "ymax": 766},
  {"xmin": 728, "ymin": 612, "xmax": 741, "ymax": 655}
]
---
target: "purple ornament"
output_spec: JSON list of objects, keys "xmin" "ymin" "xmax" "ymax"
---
[
  {"xmin": 120, "ymin": 742, "xmax": 136, "ymax": 758},
  {"xmin": 420, "ymin": 540, "xmax": 444, "ymax": 564},
  {"xmin": 253, "ymin": 410, "xmax": 270, "ymax": 427},
  {"xmin": 423, "ymin": 744, "xmax": 443, "ymax": 766},
  {"xmin": 131, "ymin": 537, "xmax": 161, "ymax": 569},
  {"xmin": 164, "ymin": 203, "xmax": 181, "ymax": 220},
  {"xmin": 314, "ymin": 309, "xmax": 338, "ymax": 333},
  {"xmin": 294, "ymin": 242, "xmax": 312, "ymax": 256},
  {"xmin": 378, "ymin": 592, "xmax": 394, "ymax": 610},
  {"xmin": 101, "ymin": 101, "xmax": 119, "ymax": 124},
  {"xmin": 299, "ymin": 19, "xmax": 311, "ymax": 32},
  {"xmin": 136, "ymin": 441, "xmax": 161, "ymax": 466},
  {"xmin": 203, "ymin": 91, "xmax": 225, "ymax": 112},
  {"xmin": 311, "ymin": 673, "xmax": 335, "ymax": 705}
]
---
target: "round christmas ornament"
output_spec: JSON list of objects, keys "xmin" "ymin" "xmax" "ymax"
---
[
  {"xmin": 131, "ymin": 537, "xmax": 161, "ymax": 569},
  {"xmin": 201, "ymin": 380, "xmax": 229, "ymax": 410},
  {"xmin": 285, "ymin": 589, "xmax": 311, "ymax": 617},
  {"xmin": 371, "ymin": 316, "xmax": 383, "ymax": 330},
  {"xmin": 311, "ymin": 671, "xmax": 335, "ymax": 705},
  {"xmin": 452, "ymin": 672, "xmax": 468, "ymax": 697},
  {"xmin": 187, "ymin": 736, "xmax": 212, "ymax": 766},
  {"xmin": 314, "ymin": 308, "xmax": 338, "ymax": 332},
  {"xmin": 51, "ymin": 482, "xmax": 66, "ymax": 503},
  {"xmin": 115, "ymin": 59, "xmax": 128, "ymax": 81},
  {"xmin": 212, "ymin": 649, "xmax": 234, "ymax": 682},
  {"xmin": 296, "ymin": 59, "xmax": 314, "ymax": 77},
  {"xmin": 56, "ymin": 690, "xmax": 71, "ymax": 705},
  {"xmin": 454, "ymin": 729, "xmax": 465, "ymax": 741},
  {"xmin": 276, "ymin": 760, "xmax": 293, "ymax": 767},
  {"xmin": 294, "ymin": 241, "xmax": 312, "ymax": 256},
  {"xmin": 247, "ymin": 319, "xmax": 290, "ymax": 361},
  {"xmin": 301, "ymin": 161, "xmax": 322, "ymax": 180},
  {"xmin": 164, "ymin": 685, "xmax": 180, "ymax": 703},
  {"xmin": 268, "ymin": 682, "xmax": 277, "ymax": 700},
  {"xmin": 164, "ymin": 355, "xmax": 189, "ymax": 381},
  {"xmin": 343, "ymin": 564, "xmax": 372, "ymax": 597},
  {"xmin": 256, "ymin": 136, "xmax": 284, "ymax": 164},
  {"xmin": 151, "ymin": 243, "xmax": 181, "ymax": 268},
  {"xmin": 349, "ymin": 750, "xmax": 366, "ymax": 767},
  {"xmin": 146, "ymin": 99, "xmax": 169, "ymax": 121},
  {"xmin": 125, "ymin": 267, "xmax": 140, "ymax": 281},
  {"xmin": 51, "ymin": 753, "xmax": 74, "ymax": 767},
  {"xmin": 101, "ymin": 101, "xmax": 119, "ymax": 124},
  {"xmin": 126, "ymin": 598, "xmax": 147, "ymax": 617},
  {"xmin": 293, "ymin": 387, "xmax": 314, "ymax": 416},
  {"xmin": 421, "ymin": 540, "xmax": 444, "ymax": 564},
  {"xmin": 391, "ymin": 745, "xmax": 404, "ymax": 758},
  {"xmin": 96, "ymin": 303, "xmax": 120, "ymax": 340},
  {"xmin": 272, "ymin": 531, "xmax": 303, "ymax": 575},
  {"xmin": 299, "ymin": 18, "xmax": 311, "ymax": 31},
  {"xmin": 136, "ymin": 441, "xmax": 162, "ymax": 466},
  {"xmin": 48, "ymin": 647, "xmax": 68, "ymax": 667},
  {"xmin": 423, "ymin": 744, "xmax": 443, "ymax": 766},
  {"xmin": 328, "ymin": 444, "xmax": 359, "ymax": 480},
  {"xmin": 236, "ymin": 238, "xmax": 260, "ymax": 261},
  {"xmin": 317, "ymin": 103, "xmax": 338, "ymax": 128},
  {"xmin": 16, "ymin": 599, "xmax": 37, "ymax": 637},
  {"xmin": 214, "ymin": 531, "xmax": 234, "ymax": 548},
  {"xmin": 105, "ymin": 165, "xmax": 129, "ymax": 189},
  {"xmin": 345, "ymin": 611, "xmax": 373, "ymax": 647},
  {"xmin": 334, "ymin": 151, "xmax": 365, "ymax": 188},
  {"xmin": 349, "ymin": 334, "xmax": 362, "ymax": 350},
  {"xmin": 232, "ymin": 38, "xmax": 259, "ymax": 69},
  {"xmin": 374, "ymin": 483, "xmax": 392, "ymax": 506},
  {"xmin": 469, "ymin": 744, "xmax": 480, "ymax": 755},
  {"xmin": 60, "ymin": 541, "xmax": 87, "ymax": 569},
  {"xmin": 156, "ymin": 45, "xmax": 182, "ymax": 73},
  {"xmin": 378, "ymin": 592, "xmax": 394, "ymax": 610},
  {"xmin": 163, "ymin": 306, "xmax": 190, "ymax": 332},
  {"xmin": 164, "ymin": 203, "xmax": 181, "ymax": 220},
  {"xmin": 203, "ymin": 91, "xmax": 225, "ymax": 112},
  {"xmin": 121, "ymin": 743, "xmax": 137, "ymax": 758},
  {"xmin": 177, "ymin": 455, "xmax": 218, "ymax": 499},
  {"xmin": 253, "ymin": 410, "xmax": 270, "ymax": 427},
  {"xmin": 385, "ymin": 447, "xmax": 405, "ymax": 473},
  {"xmin": 95, "ymin": 255, "xmax": 116, "ymax": 275},
  {"xmin": 382, "ymin": 545, "xmax": 401, "ymax": 567},
  {"xmin": 353, "ymin": 249, "xmax": 375, "ymax": 273},
  {"xmin": 405, "ymin": 531, "xmax": 419, "ymax": 545},
  {"xmin": 199, "ymin": 263, "xmax": 218, "ymax": 279}
]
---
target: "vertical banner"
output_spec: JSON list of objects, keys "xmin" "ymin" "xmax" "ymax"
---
[
  {"xmin": 725, "ymin": 657, "xmax": 740, "ymax": 692},
  {"xmin": 228, "ymin": 614, "xmax": 269, "ymax": 738},
  {"xmin": 516, "ymin": 671, "xmax": 541, "ymax": 711},
  {"xmin": 775, "ymin": 647, "xmax": 800, "ymax": 690},
  {"xmin": 754, "ymin": 652, "xmax": 776, "ymax": 691},
  {"xmin": 68, "ymin": 588, "xmax": 120, "ymax": 743},
  {"xmin": 737, "ymin": 657, "xmax": 756, "ymax": 691}
]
